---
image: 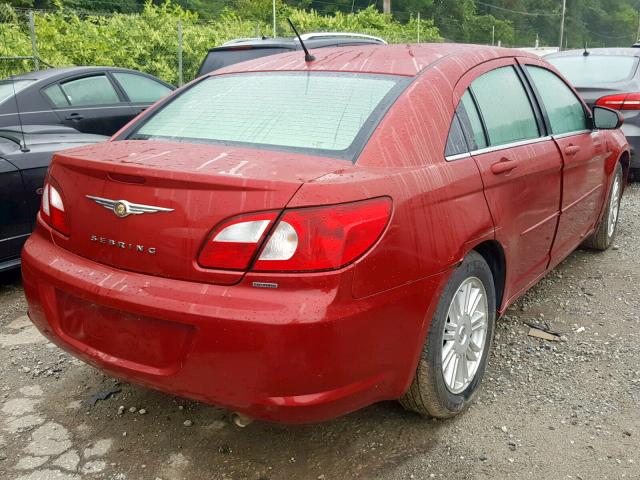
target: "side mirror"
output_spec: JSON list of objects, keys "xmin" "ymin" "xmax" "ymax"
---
[{"xmin": 593, "ymin": 106, "xmax": 623, "ymax": 130}]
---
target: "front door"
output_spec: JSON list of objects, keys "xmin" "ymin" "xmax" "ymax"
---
[
  {"xmin": 0, "ymin": 157, "xmax": 30, "ymax": 265},
  {"xmin": 520, "ymin": 62, "xmax": 608, "ymax": 266}
]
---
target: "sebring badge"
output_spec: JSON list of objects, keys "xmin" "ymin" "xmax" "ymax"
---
[{"xmin": 86, "ymin": 195, "xmax": 174, "ymax": 218}]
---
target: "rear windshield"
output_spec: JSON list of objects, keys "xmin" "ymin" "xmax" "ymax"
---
[
  {"xmin": 197, "ymin": 47, "xmax": 290, "ymax": 76},
  {"xmin": 0, "ymin": 79, "xmax": 34, "ymax": 105},
  {"xmin": 547, "ymin": 55, "xmax": 638, "ymax": 85},
  {"xmin": 126, "ymin": 72, "xmax": 407, "ymax": 161}
]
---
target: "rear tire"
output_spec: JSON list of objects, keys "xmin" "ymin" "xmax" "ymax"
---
[
  {"xmin": 582, "ymin": 162, "xmax": 622, "ymax": 251},
  {"xmin": 399, "ymin": 251, "xmax": 496, "ymax": 418}
]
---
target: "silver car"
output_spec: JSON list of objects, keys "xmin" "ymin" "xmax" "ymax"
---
[{"xmin": 546, "ymin": 48, "xmax": 640, "ymax": 178}]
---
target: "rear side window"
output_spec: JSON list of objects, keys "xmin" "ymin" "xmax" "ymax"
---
[
  {"xmin": 547, "ymin": 55, "xmax": 638, "ymax": 85},
  {"xmin": 60, "ymin": 75, "xmax": 120, "ymax": 107},
  {"xmin": 471, "ymin": 66, "xmax": 539, "ymax": 146},
  {"xmin": 526, "ymin": 66, "xmax": 587, "ymax": 135},
  {"xmin": 128, "ymin": 72, "xmax": 407, "ymax": 160},
  {"xmin": 112, "ymin": 73, "xmax": 172, "ymax": 103},
  {"xmin": 444, "ymin": 115, "xmax": 468, "ymax": 157},
  {"xmin": 42, "ymin": 84, "xmax": 69, "ymax": 108}
]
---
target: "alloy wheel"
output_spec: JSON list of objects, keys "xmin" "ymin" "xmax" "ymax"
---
[{"xmin": 441, "ymin": 277, "xmax": 488, "ymax": 394}]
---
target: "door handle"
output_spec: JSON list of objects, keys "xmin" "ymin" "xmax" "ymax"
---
[
  {"xmin": 564, "ymin": 145, "xmax": 580, "ymax": 156},
  {"xmin": 64, "ymin": 113, "xmax": 84, "ymax": 121},
  {"xmin": 490, "ymin": 158, "xmax": 518, "ymax": 174}
]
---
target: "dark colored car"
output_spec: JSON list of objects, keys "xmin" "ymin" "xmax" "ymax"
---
[
  {"xmin": 546, "ymin": 48, "xmax": 640, "ymax": 177},
  {"xmin": 196, "ymin": 32, "xmax": 386, "ymax": 76},
  {"xmin": 0, "ymin": 67, "xmax": 174, "ymax": 136},
  {"xmin": 23, "ymin": 44, "xmax": 628, "ymax": 424},
  {"xmin": 1, "ymin": 125, "xmax": 105, "ymax": 271}
]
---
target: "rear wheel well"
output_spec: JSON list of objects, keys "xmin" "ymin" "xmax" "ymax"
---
[
  {"xmin": 473, "ymin": 241, "xmax": 506, "ymax": 311},
  {"xmin": 619, "ymin": 151, "xmax": 630, "ymax": 186}
]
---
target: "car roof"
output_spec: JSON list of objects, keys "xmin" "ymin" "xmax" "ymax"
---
[
  {"xmin": 212, "ymin": 33, "xmax": 386, "ymax": 51},
  {"xmin": 546, "ymin": 47, "xmax": 640, "ymax": 59},
  {"xmin": 3, "ymin": 66, "xmax": 168, "ymax": 84},
  {"xmin": 212, "ymin": 43, "xmax": 537, "ymax": 78}
]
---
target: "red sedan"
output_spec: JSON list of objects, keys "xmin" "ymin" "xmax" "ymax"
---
[{"xmin": 22, "ymin": 44, "xmax": 629, "ymax": 423}]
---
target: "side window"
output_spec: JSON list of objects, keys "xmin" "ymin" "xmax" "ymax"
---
[
  {"xmin": 445, "ymin": 90, "xmax": 487, "ymax": 158},
  {"xmin": 444, "ymin": 114, "xmax": 468, "ymax": 157},
  {"xmin": 42, "ymin": 84, "xmax": 69, "ymax": 108},
  {"xmin": 59, "ymin": 75, "xmax": 120, "ymax": 107},
  {"xmin": 459, "ymin": 91, "xmax": 487, "ymax": 150},
  {"xmin": 112, "ymin": 72, "xmax": 172, "ymax": 103},
  {"xmin": 470, "ymin": 66, "xmax": 539, "ymax": 146},
  {"xmin": 525, "ymin": 66, "xmax": 588, "ymax": 135}
]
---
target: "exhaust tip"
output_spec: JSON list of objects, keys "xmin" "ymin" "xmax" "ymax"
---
[{"xmin": 232, "ymin": 412, "xmax": 253, "ymax": 428}]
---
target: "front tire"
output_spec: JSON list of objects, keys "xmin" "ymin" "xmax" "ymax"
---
[
  {"xmin": 400, "ymin": 251, "xmax": 496, "ymax": 418},
  {"xmin": 582, "ymin": 162, "xmax": 622, "ymax": 251}
]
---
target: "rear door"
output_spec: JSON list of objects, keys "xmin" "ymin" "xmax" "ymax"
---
[
  {"xmin": 42, "ymin": 74, "xmax": 133, "ymax": 135},
  {"xmin": 455, "ymin": 61, "xmax": 563, "ymax": 302},
  {"xmin": 521, "ymin": 61, "xmax": 607, "ymax": 266}
]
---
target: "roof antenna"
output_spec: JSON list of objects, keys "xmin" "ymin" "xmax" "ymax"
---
[
  {"xmin": 287, "ymin": 18, "xmax": 315, "ymax": 63},
  {"xmin": 10, "ymin": 75, "xmax": 29, "ymax": 153},
  {"xmin": 583, "ymin": 40, "xmax": 590, "ymax": 56}
]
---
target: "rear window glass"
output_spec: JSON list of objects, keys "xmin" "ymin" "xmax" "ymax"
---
[
  {"xmin": 0, "ymin": 80, "xmax": 34, "ymax": 105},
  {"xmin": 547, "ymin": 55, "xmax": 638, "ymax": 85},
  {"xmin": 127, "ymin": 72, "xmax": 406, "ymax": 160},
  {"xmin": 198, "ymin": 48, "xmax": 291, "ymax": 75}
]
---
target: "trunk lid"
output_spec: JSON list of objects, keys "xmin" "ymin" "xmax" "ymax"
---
[
  {"xmin": 573, "ymin": 81, "xmax": 637, "ymax": 107},
  {"xmin": 48, "ymin": 140, "xmax": 349, "ymax": 285}
]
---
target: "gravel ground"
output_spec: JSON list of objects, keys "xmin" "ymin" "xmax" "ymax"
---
[{"xmin": 0, "ymin": 184, "xmax": 639, "ymax": 480}]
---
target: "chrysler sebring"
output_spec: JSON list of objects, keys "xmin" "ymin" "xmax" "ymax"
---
[{"xmin": 22, "ymin": 44, "xmax": 629, "ymax": 423}]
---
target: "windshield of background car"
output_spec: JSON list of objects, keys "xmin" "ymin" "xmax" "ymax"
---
[
  {"xmin": 547, "ymin": 55, "xmax": 639, "ymax": 85},
  {"xmin": 126, "ymin": 72, "xmax": 408, "ymax": 161},
  {"xmin": 0, "ymin": 79, "xmax": 34, "ymax": 105}
]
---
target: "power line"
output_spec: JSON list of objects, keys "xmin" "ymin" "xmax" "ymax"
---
[{"xmin": 476, "ymin": 1, "xmax": 561, "ymax": 17}]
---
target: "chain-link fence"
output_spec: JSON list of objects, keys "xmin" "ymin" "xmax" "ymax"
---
[
  {"xmin": 1, "ymin": 6, "xmax": 196, "ymax": 85},
  {"xmin": 1, "ymin": 4, "xmax": 447, "ymax": 86},
  {"xmin": 1, "ymin": 8, "xmax": 41, "ymax": 79}
]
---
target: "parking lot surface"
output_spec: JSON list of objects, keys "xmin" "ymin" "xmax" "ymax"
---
[{"xmin": 1, "ymin": 185, "xmax": 639, "ymax": 480}]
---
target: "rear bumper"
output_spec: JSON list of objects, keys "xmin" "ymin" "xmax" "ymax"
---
[{"xmin": 22, "ymin": 226, "xmax": 447, "ymax": 423}]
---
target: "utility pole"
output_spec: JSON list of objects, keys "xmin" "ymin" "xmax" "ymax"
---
[
  {"xmin": 28, "ymin": 11, "xmax": 39, "ymax": 71},
  {"xmin": 636, "ymin": 11, "xmax": 640, "ymax": 42},
  {"xmin": 417, "ymin": 12, "xmax": 420, "ymax": 43},
  {"xmin": 177, "ymin": 18, "xmax": 183, "ymax": 86},
  {"xmin": 383, "ymin": 0, "xmax": 391, "ymax": 15},
  {"xmin": 492, "ymin": 25, "xmax": 495, "ymax": 46},
  {"xmin": 273, "ymin": 0, "xmax": 277, "ymax": 37},
  {"xmin": 558, "ymin": 0, "xmax": 567, "ymax": 51}
]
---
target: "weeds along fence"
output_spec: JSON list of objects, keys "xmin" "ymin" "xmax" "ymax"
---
[{"xmin": 0, "ymin": 4, "xmax": 441, "ymax": 85}]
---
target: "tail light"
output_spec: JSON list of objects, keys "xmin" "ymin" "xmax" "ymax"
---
[
  {"xmin": 40, "ymin": 180, "xmax": 70, "ymax": 236},
  {"xmin": 595, "ymin": 93, "xmax": 640, "ymax": 110},
  {"xmin": 198, "ymin": 198, "xmax": 392, "ymax": 273},
  {"xmin": 198, "ymin": 211, "xmax": 278, "ymax": 270}
]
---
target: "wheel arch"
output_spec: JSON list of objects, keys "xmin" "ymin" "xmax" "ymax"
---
[
  {"xmin": 619, "ymin": 150, "xmax": 630, "ymax": 188},
  {"xmin": 472, "ymin": 240, "xmax": 506, "ymax": 314}
]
